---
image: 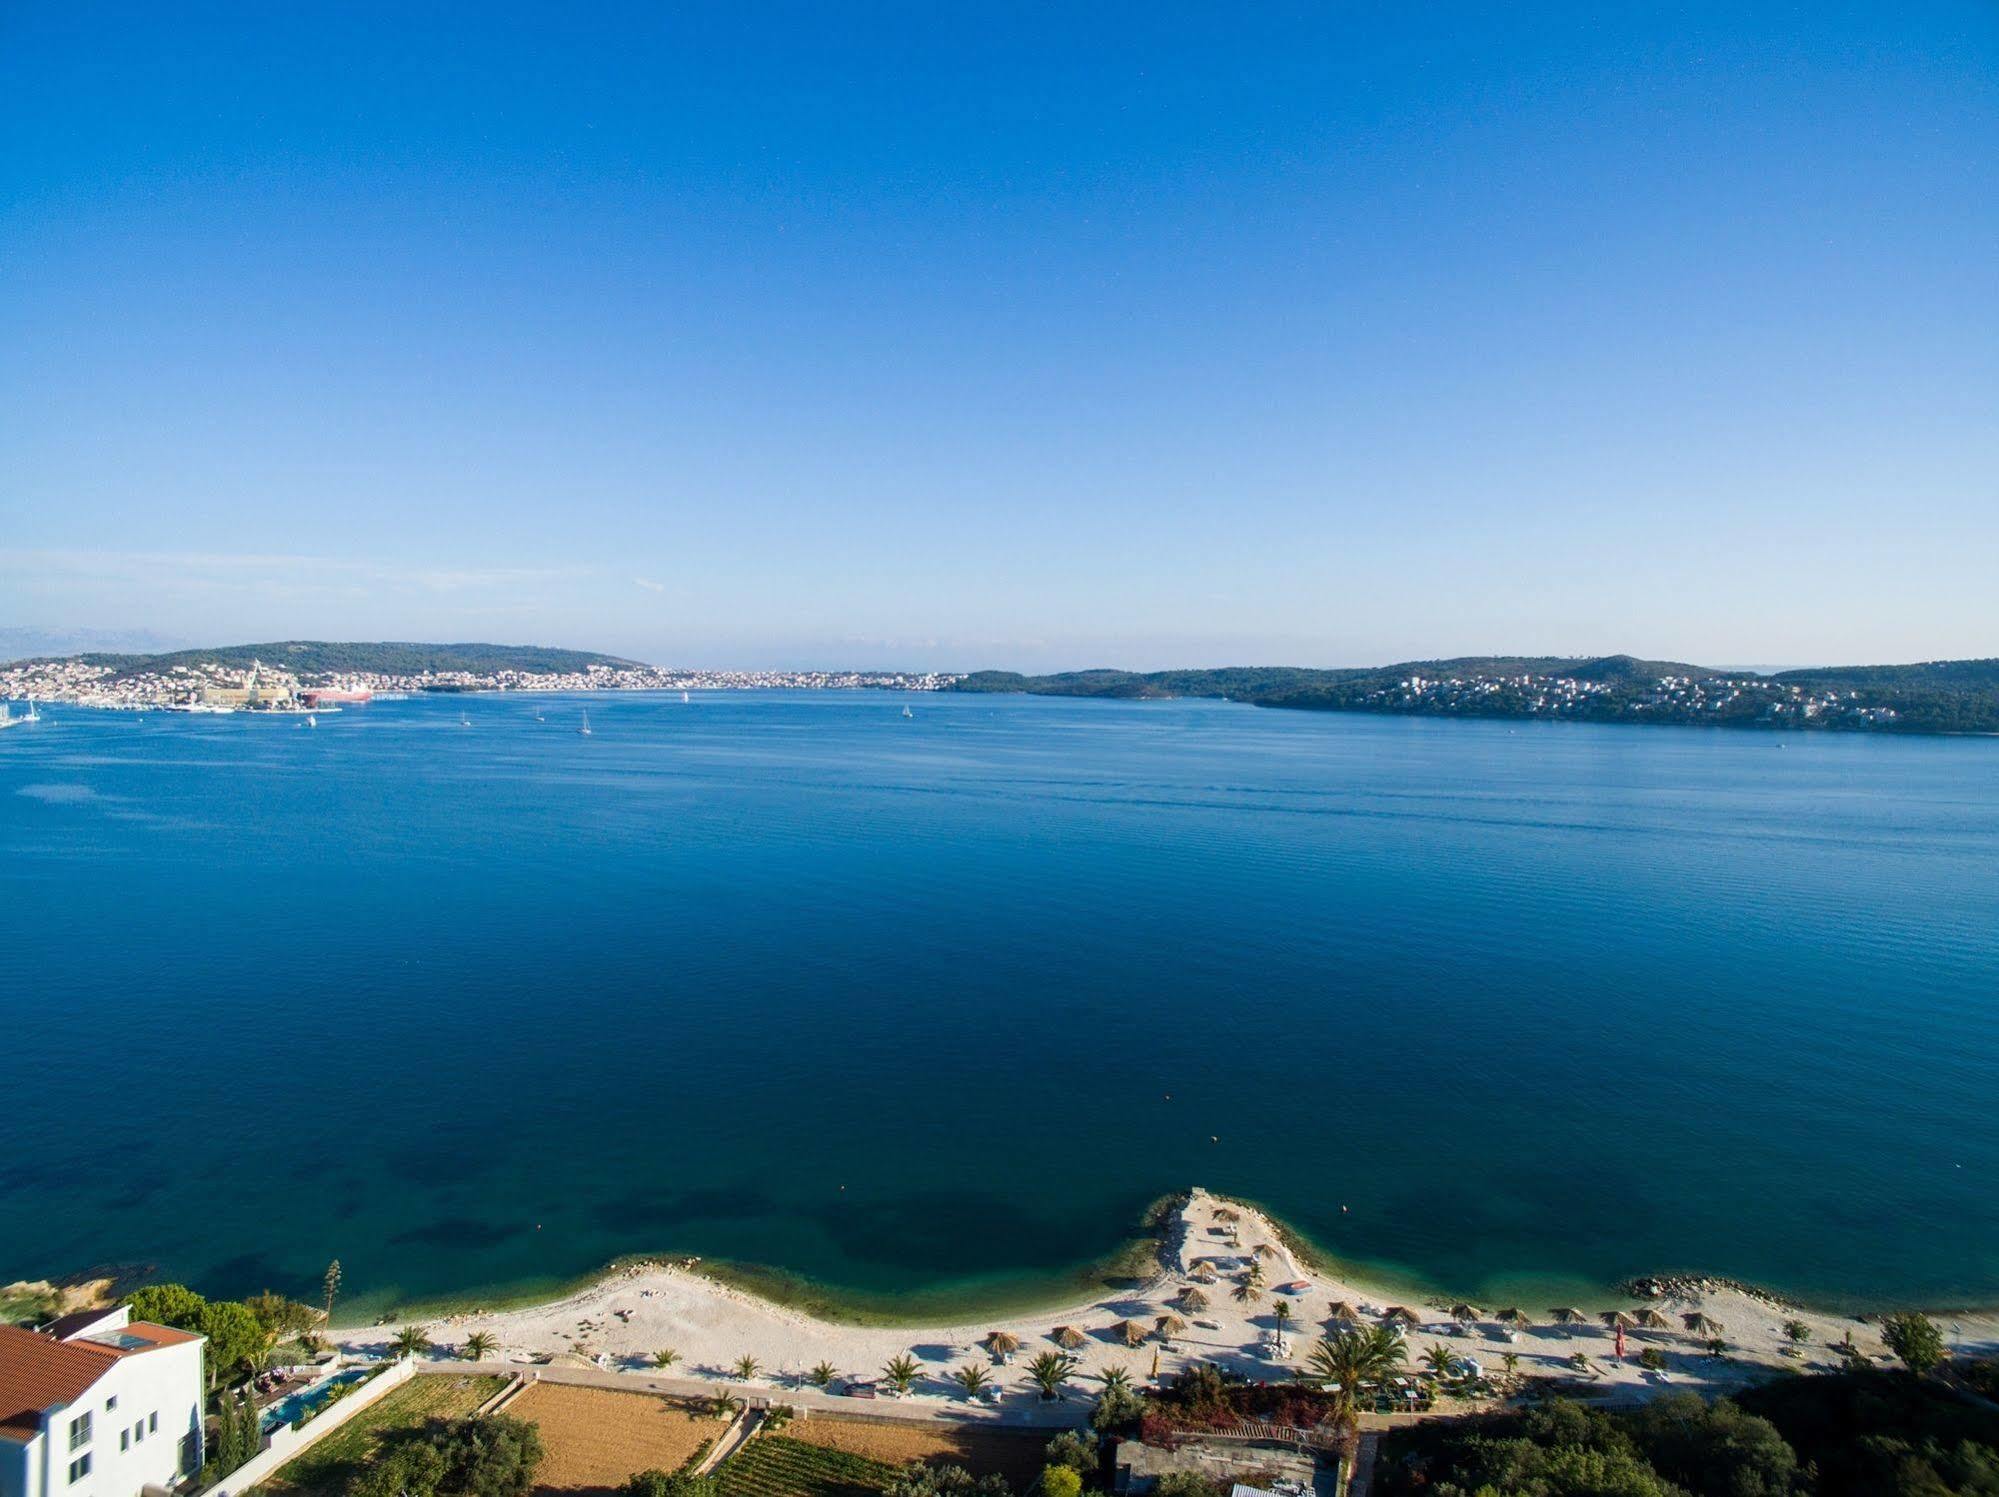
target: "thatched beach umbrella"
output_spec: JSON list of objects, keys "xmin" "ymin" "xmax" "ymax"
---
[
  {"xmin": 1599, "ymin": 1310, "xmax": 1636, "ymax": 1331},
  {"xmin": 1053, "ymin": 1326, "xmax": 1088, "ymax": 1350},
  {"xmin": 1326, "ymin": 1301, "xmax": 1360, "ymax": 1326},
  {"xmin": 1495, "ymin": 1308, "xmax": 1529, "ymax": 1327},
  {"xmin": 1383, "ymin": 1306, "xmax": 1421, "ymax": 1326},
  {"xmin": 1178, "ymin": 1287, "xmax": 1210, "ymax": 1311},
  {"xmin": 1635, "ymin": 1310, "xmax": 1671, "ymax": 1331},
  {"xmin": 1113, "ymin": 1319, "xmax": 1149, "ymax": 1348},
  {"xmin": 1214, "ymin": 1207, "xmax": 1241, "ymax": 1224},
  {"xmin": 1190, "ymin": 1262, "xmax": 1221, "ymax": 1284},
  {"xmin": 1548, "ymin": 1307, "xmax": 1586, "ymax": 1327},
  {"xmin": 1253, "ymin": 1243, "xmax": 1280, "ymax": 1261},
  {"xmin": 1450, "ymin": 1303, "xmax": 1482, "ymax": 1323},
  {"xmin": 1683, "ymin": 1312, "xmax": 1724, "ymax": 1336},
  {"xmin": 985, "ymin": 1331, "xmax": 1019, "ymax": 1355},
  {"xmin": 1156, "ymin": 1314, "xmax": 1187, "ymax": 1339}
]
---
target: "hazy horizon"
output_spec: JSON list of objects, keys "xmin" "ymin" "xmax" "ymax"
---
[
  {"xmin": 5, "ymin": 4, "xmax": 1996, "ymax": 672},
  {"xmin": 0, "ymin": 622, "xmax": 1960, "ymax": 679}
]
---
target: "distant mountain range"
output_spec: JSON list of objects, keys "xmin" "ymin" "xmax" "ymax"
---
[
  {"xmin": 952, "ymin": 655, "xmax": 1999, "ymax": 734},
  {"xmin": 49, "ymin": 640, "xmax": 645, "ymax": 679}
]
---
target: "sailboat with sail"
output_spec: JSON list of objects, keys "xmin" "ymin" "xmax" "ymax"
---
[{"xmin": 579, "ymin": 709, "xmax": 593, "ymax": 736}]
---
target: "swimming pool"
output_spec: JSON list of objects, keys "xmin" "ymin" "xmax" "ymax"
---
[{"xmin": 260, "ymin": 1367, "xmax": 371, "ymax": 1431}]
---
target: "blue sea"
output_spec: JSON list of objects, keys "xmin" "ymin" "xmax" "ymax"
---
[{"xmin": 4, "ymin": 691, "xmax": 1997, "ymax": 1314}]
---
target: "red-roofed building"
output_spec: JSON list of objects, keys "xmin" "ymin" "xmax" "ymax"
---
[{"xmin": 0, "ymin": 1308, "xmax": 203, "ymax": 1497}]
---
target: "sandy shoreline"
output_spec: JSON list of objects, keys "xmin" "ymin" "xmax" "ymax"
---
[{"xmin": 332, "ymin": 1188, "xmax": 1999, "ymax": 1409}]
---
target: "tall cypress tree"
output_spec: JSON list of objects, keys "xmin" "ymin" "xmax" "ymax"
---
[{"xmin": 211, "ymin": 1394, "xmax": 235, "ymax": 1474}]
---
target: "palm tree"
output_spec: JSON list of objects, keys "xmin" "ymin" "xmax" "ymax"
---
[
  {"xmin": 710, "ymin": 1391, "xmax": 742, "ymax": 1420},
  {"xmin": 1500, "ymin": 1351, "xmax": 1520, "ymax": 1383},
  {"xmin": 1300, "ymin": 1327, "xmax": 1407, "ymax": 1429},
  {"xmin": 1094, "ymin": 1364, "xmax": 1134, "ymax": 1396},
  {"xmin": 462, "ymin": 1332, "xmax": 495, "ymax": 1361},
  {"xmin": 1026, "ymin": 1350, "xmax": 1078, "ymax": 1401},
  {"xmin": 949, "ymin": 1363, "xmax": 991, "ymax": 1398},
  {"xmin": 1244, "ymin": 1259, "xmax": 1267, "ymax": 1288},
  {"xmin": 1422, "ymin": 1342, "xmax": 1458, "ymax": 1381},
  {"xmin": 763, "ymin": 1405, "xmax": 794, "ymax": 1434},
  {"xmin": 807, "ymin": 1361, "xmax": 837, "ymax": 1388},
  {"xmin": 731, "ymin": 1355, "xmax": 761, "ymax": 1382},
  {"xmin": 392, "ymin": 1324, "xmax": 431, "ymax": 1359},
  {"xmin": 1233, "ymin": 1279, "xmax": 1263, "ymax": 1306},
  {"xmin": 653, "ymin": 1348, "xmax": 681, "ymax": 1370},
  {"xmin": 882, "ymin": 1353, "xmax": 921, "ymax": 1397},
  {"xmin": 1272, "ymin": 1302, "xmax": 1294, "ymax": 1329}
]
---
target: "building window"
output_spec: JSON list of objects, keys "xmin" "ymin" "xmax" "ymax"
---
[
  {"xmin": 121, "ymin": 1430, "xmax": 130, "ymax": 1452},
  {"xmin": 105, "ymin": 1395, "xmax": 118, "ymax": 1411},
  {"xmin": 149, "ymin": 1411, "xmax": 158, "ymax": 1433},
  {"xmin": 69, "ymin": 1411, "xmax": 92, "ymax": 1450},
  {"xmin": 134, "ymin": 1420, "xmax": 144, "ymax": 1443},
  {"xmin": 68, "ymin": 1453, "xmax": 92, "ymax": 1483}
]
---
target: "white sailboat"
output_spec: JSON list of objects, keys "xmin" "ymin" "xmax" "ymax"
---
[
  {"xmin": 579, "ymin": 709, "xmax": 593, "ymax": 736},
  {"xmin": 23, "ymin": 701, "xmax": 42, "ymax": 723},
  {"xmin": 901, "ymin": 704, "xmax": 914, "ymax": 719},
  {"xmin": 681, "ymin": 690, "xmax": 690, "ymax": 704},
  {"xmin": 307, "ymin": 713, "xmax": 317, "ymax": 728}
]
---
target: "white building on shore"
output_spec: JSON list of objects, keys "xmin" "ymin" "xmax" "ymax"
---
[{"xmin": 0, "ymin": 1308, "xmax": 204, "ymax": 1497}]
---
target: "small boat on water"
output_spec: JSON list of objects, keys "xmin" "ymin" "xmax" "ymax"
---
[
  {"xmin": 579, "ymin": 710, "xmax": 593, "ymax": 737},
  {"xmin": 307, "ymin": 714, "xmax": 317, "ymax": 728},
  {"xmin": 460, "ymin": 714, "xmax": 471, "ymax": 728},
  {"xmin": 901, "ymin": 705, "xmax": 913, "ymax": 719},
  {"xmin": 22, "ymin": 702, "xmax": 42, "ymax": 723},
  {"xmin": 681, "ymin": 690, "xmax": 690, "ymax": 704}
]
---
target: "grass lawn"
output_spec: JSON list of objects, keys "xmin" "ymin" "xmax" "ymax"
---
[
  {"xmin": 715, "ymin": 1435, "xmax": 901, "ymax": 1497},
  {"xmin": 264, "ymin": 1373, "xmax": 507, "ymax": 1497}
]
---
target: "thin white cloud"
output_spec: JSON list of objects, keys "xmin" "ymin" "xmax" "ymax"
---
[{"xmin": 633, "ymin": 577, "xmax": 665, "ymax": 593}]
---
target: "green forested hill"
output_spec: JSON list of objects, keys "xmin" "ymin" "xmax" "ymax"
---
[
  {"xmin": 953, "ymin": 656, "xmax": 1711, "ymax": 702},
  {"xmin": 68, "ymin": 641, "xmax": 645, "ymax": 679},
  {"xmin": 950, "ymin": 655, "xmax": 1999, "ymax": 733}
]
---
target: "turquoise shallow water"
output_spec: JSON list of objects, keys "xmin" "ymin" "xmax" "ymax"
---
[{"xmin": 3, "ymin": 691, "xmax": 1997, "ymax": 1313}]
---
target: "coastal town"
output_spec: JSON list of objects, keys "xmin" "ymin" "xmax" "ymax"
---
[
  {"xmin": 1365, "ymin": 670, "xmax": 1904, "ymax": 727},
  {"xmin": 0, "ymin": 655, "xmax": 960, "ymax": 713}
]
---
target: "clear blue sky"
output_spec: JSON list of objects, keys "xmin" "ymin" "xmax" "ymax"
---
[{"xmin": 2, "ymin": 3, "xmax": 1994, "ymax": 670}]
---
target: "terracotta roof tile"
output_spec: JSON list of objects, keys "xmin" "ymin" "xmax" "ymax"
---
[
  {"xmin": 0, "ymin": 1325, "xmax": 112, "ymax": 1441},
  {"xmin": 0, "ymin": 1320, "xmax": 203, "ymax": 1441}
]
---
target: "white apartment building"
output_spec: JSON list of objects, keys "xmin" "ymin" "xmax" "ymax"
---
[{"xmin": 0, "ymin": 1308, "xmax": 205, "ymax": 1497}]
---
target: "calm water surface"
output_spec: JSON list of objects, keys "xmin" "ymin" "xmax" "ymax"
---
[{"xmin": 3, "ymin": 692, "xmax": 1996, "ymax": 1312}]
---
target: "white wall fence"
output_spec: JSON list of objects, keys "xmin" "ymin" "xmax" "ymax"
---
[{"xmin": 204, "ymin": 1359, "xmax": 415, "ymax": 1497}]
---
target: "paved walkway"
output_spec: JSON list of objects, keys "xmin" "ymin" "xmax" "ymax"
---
[
  {"xmin": 1343, "ymin": 1432, "xmax": 1379, "ymax": 1497},
  {"xmin": 697, "ymin": 1409, "xmax": 760, "ymax": 1474},
  {"xmin": 422, "ymin": 1359, "xmax": 1088, "ymax": 1429}
]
